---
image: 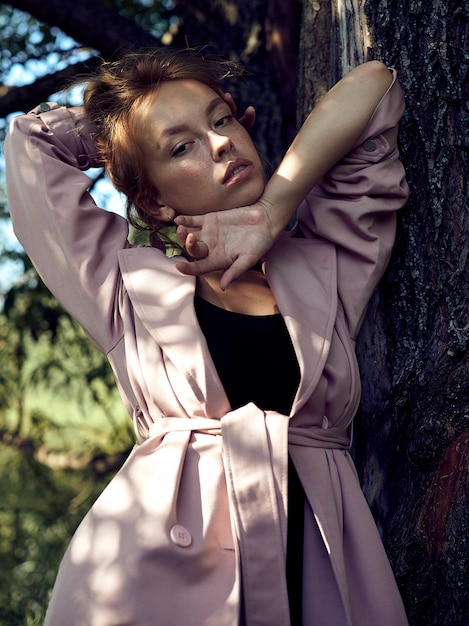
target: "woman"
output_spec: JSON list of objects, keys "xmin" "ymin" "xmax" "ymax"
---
[{"xmin": 5, "ymin": 48, "xmax": 409, "ymax": 625}]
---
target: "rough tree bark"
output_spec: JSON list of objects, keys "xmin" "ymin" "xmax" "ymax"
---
[
  {"xmin": 298, "ymin": 1, "xmax": 469, "ymax": 624},
  {"xmin": 361, "ymin": 2, "xmax": 469, "ymax": 623}
]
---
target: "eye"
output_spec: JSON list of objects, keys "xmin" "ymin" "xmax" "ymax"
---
[
  {"xmin": 171, "ymin": 142, "xmax": 192, "ymax": 157},
  {"xmin": 214, "ymin": 114, "xmax": 234, "ymax": 128}
]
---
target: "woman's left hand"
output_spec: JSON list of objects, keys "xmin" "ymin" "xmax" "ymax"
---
[{"xmin": 175, "ymin": 202, "xmax": 275, "ymax": 290}]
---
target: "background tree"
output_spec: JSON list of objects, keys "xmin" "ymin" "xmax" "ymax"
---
[
  {"xmin": 355, "ymin": 2, "xmax": 469, "ymax": 624},
  {"xmin": 0, "ymin": 1, "xmax": 468, "ymax": 625}
]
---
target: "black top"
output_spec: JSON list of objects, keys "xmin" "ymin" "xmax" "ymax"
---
[
  {"xmin": 194, "ymin": 293, "xmax": 300, "ymax": 415},
  {"xmin": 194, "ymin": 294, "xmax": 304, "ymax": 624}
]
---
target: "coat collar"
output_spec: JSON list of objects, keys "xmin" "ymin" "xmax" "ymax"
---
[
  {"xmin": 263, "ymin": 233, "xmax": 337, "ymax": 412},
  {"xmin": 118, "ymin": 246, "xmax": 228, "ymax": 416},
  {"xmin": 118, "ymin": 236, "xmax": 337, "ymax": 415}
]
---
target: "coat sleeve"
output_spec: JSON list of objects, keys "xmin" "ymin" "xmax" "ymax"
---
[
  {"xmin": 4, "ymin": 103, "xmax": 129, "ymax": 353},
  {"xmin": 297, "ymin": 69, "xmax": 409, "ymax": 339}
]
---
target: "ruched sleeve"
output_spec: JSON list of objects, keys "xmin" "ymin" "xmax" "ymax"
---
[
  {"xmin": 297, "ymin": 70, "xmax": 409, "ymax": 338},
  {"xmin": 4, "ymin": 104, "xmax": 129, "ymax": 353}
]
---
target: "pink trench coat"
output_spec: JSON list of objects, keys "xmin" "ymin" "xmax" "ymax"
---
[{"xmin": 5, "ymin": 71, "xmax": 409, "ymax": 626}]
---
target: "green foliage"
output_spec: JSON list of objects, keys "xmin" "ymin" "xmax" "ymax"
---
[
  {"xmin": 0, "ymin": 277, "xmax": 133, "ymax": 625},
  {"xmin": 0, "ymin": 5, "xmax": 64, "ymax": 69},
  {"xmin": 1, "ymin": 272, "xmax": 133, "ymax": 444},
  {"xmin": 100, "ymin": 0, "xmax": 176, "ymax": 37},
  {"xmin": 0, "ymin": 0, "xmax": 172, "ymax": 82},
  {"xmin": 0, "ymin": 446, "xmax": 110, "ymax": 626}
]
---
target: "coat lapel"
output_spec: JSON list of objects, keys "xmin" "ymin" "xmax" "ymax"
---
[
  {"xmin": 263, "ymin": 234, "xmax": 338, "ymax": 413},
  {"xmin": 118, "ymin": 236, "xmax": 338, "ymax": 417},
  {"xmin": 117, "ymin": 246, "xmax": 228, "ymax": 414}
]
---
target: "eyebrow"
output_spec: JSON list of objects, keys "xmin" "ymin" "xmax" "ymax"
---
[{"xmin": 159, "ymin": 95, "xmax": 226, "ymax": 141}]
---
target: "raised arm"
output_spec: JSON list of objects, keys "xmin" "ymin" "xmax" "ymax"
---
[
  {"xmin": 4, "ymin": 104, "xmax": 129, "ymax": 352},
  {"xmin": 176, "ymin": 61, "xmax": 395, "ymax": 288}
]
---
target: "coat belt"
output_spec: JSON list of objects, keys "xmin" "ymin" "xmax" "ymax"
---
[{"xmin": 144, "ymin": 404, "xmax": 349, "ymax": 626}]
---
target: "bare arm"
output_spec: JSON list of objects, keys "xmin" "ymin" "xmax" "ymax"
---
[{"xmin": 176, "ymin": 61, "xmax": 393, "ymax": 289}]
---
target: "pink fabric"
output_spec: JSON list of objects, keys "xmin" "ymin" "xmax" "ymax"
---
[{"xmin": 5, "ymin": 70, "xmax": 409, "ymax": 625}]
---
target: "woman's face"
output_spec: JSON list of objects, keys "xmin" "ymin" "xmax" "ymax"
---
[{"xmin": 133, "ymin": 79, "xmax": 265, "ymax": 217}]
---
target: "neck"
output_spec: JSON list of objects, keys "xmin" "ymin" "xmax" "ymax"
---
[{"xmin": 196, "ymin": 269, "xmax": 278, "ymax": 316}]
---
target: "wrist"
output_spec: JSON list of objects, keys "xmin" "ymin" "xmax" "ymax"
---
[{"xmin": 259, "ymin": 181, "xmax": 302, "ymax": 239}]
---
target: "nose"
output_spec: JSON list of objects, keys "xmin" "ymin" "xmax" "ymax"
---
[{"xmin": 208, "ymin": 131, "xmax": 232, "ymax": 160}]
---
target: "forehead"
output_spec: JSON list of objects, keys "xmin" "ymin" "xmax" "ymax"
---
[
  {"xmin": 135, "ymin": 79, "xmax": 225, "ymax": 135},
  {"xmin": 151, "ymin": 78, "xmax": 221, "ymax": 105}
]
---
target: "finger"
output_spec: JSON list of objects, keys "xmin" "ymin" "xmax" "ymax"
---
[
  {"xmin": 219, "ymin": 255, "xmax": 257, "ymax": 290},
  {"xmin": 174, "ymin": 214, "xmax": 204, "ymax": 228},
  {"xmin": 223, "ymin": 92, "xmax": 237, "ymax": 115},
  {"xmin": 185, "ymin": 233, "xmax": 209, "ymax": 259},
  {"xmin": 239, "ymin": 105, "xmax": 256, "ymax": 130},
  {"xmin": 175, "ymin": 259, "xmax": 196, "ymax": 276},
  {"xmin": 175, "ymin": 257, "xmax": 219, "ymax": 276},
  {"xmin": 223, "ymin": 93, "xmax": 255, "ymax": 129},
  {"xmin": 175, "ymin": 224, "xmax": 201, "ymax": 245},
  {"xmin": 175, "ymin": 224, "xmax": 195, "ymax": 245}
]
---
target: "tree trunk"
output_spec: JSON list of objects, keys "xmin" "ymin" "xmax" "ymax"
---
[{"xmin": 297, "ymin": 1, "xmax": 469, "ymax": 624}]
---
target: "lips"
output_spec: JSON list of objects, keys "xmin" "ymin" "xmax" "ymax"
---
[{"xmin": 223, "ymin": 158, "xmax": 252, "ymax": 184}]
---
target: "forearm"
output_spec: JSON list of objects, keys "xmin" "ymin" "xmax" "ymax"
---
[
  {"xmin": 174, "ymin": 61, "xmax": 397, "ymax": 286},
  {"xmin": 5, "ymin": 104, "xmax": 127, "ymax": 349},
  {"xmin": 261, "ymin": 61, "xmax": 394, "ymax": 237}
]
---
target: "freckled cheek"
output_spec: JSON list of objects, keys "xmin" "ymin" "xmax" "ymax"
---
[
  {"xmin": 161, "ymin": 167, "xmax": 219, "ymax": 211},
  {"xmin": 182, "ymin": 162, "xmax": 218, "ymax": 189},
  {"xmin": 155, "ymin": 165, "xmax": 212, "ymax": 195}
]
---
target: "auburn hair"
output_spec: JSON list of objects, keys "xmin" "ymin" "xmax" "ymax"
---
[{"xmin": 82, "ymin": 47, "xmax": 246, "ymax": 250}]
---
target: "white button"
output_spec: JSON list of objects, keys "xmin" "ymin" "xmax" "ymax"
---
[{"xmin": 170, "ymin": 525, "xmax": 192, "ymax": 547}]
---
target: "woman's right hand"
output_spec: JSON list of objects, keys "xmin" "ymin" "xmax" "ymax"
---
[{"xmin": 223, "ymin": 92, "xmax": 256, "ymax": 130}]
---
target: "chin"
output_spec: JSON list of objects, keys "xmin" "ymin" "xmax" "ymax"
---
[{"xmin": 237, "ymin": 186, "xmax": 265, "ymax": 209}]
